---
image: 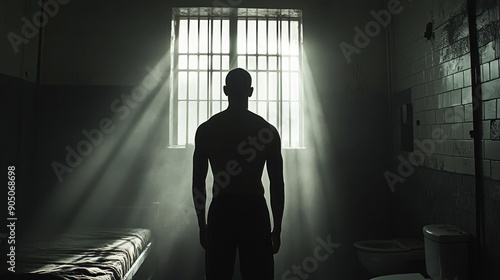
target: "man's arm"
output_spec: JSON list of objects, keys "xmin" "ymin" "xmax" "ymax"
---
[
  {"xmin": 267, "ymin": 129, "xmax": 284, "ymax": 253},
  {"xmin": 192, "ymin": 127, "xmax": 209, "ymax": 246}
]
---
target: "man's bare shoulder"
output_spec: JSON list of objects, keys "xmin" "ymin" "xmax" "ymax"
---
[
  {"xmin": 243, "ymin": 110, "xmax": 278, "ymax": 129},
  {"xmin": 196, "ymin": 111, "xmax": 224, "ymax": 133},
  {"xmin": 247, "ymin": 111, "xmax": 279, "ymax": 133}
]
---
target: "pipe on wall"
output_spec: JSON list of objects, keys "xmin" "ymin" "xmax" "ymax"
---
[
  {"xmin": 384, "ymin": 0, "xmax": 394, "ymax": 156},
  {"xmin": 34, "ymin": 0, "xmax": 45, "ymax": 166},
  {"xmin": 465, "ymin": 0, "xmax": 485, "ymax": 279}
]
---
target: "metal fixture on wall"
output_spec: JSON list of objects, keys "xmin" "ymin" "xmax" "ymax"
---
[
  {"xmin": 423, "ymin": 22, "xmax": 434, "ymax": 40},
  {"xmin": 466, "ymin": 0, "xmax": 485, "ymax": 279}
]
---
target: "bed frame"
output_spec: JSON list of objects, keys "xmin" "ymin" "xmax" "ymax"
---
[{"xmin": 103, "ymin": 202, "xmax": 160, "ymax": 280}]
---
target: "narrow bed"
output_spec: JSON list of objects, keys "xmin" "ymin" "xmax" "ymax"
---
[
  {"xmin": 2, "ymin": 203, "xmax": 159, "ymax": 280},
  {"xmin": 14, "ymin": 228, "xmax": 152, "ymax": 280}
]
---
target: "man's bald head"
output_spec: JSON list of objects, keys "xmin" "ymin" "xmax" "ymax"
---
[
  {"xmin": 225, "ymin": 68, "xmax": 252, "ymax": 93},
  {"xmin": 224, "ymin": 68, "xmax": 253, "ymax": 109}
]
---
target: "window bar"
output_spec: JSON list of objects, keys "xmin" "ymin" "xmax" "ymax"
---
[
  {"xmin": 170, "ymin": 16, "xmax": 180, "ymax": 146},
  {"xmin": 245, "ymin": 14, "xmax": 249, "ymax": 79},
  {"xmin": 206, "ymin": 19, "xmax": 211, "ymax": 119},
  {"xmin": 275, "ymin": 17, "xmax": 280, "ymax": 133},
  {"xmin": 287, "ymin": 17, "xmax": 292, "ymax": 147},
  {"xmin": 229, "ymin": 12, "xmax": 237, "ymax": 69},
  {"xmin": 255, "ymin": 17, "xmax": 259, "ymax": 115},
  {"xmin": 197, "ymin": 17, "xmax": 201, "ymax": 130},
  {"xmin": 277, "ymin": 16, "xmax": 283, "ymax": 136},
  {"xmin": 298, "ymin": 17, "xmax": 304, "ymax": 147},
  {"xmin": 185, "ymin": 18, "xmax": 191, "ymax": 146},
  {"xmin": 210, "ymin": 18, "xmax": 214, "ymax": 117},
  {"xmin": 266, "ymin": 18, "xmax": 270, "ymax": 122},
  {"xmin": 219, "ymin": 16, "xmax": 223, "ymax": 111}
]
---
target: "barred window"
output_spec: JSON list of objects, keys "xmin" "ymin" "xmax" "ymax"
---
[{"xmin": 169, "ymin": 8, "xmax": 303, "ymax": 148}]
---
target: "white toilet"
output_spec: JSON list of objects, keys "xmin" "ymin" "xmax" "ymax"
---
[{"xmin": 354, "ymin": 224, "xmax": 471, "ymax": 280}]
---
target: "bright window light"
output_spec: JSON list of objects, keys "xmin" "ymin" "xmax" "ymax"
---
[{"xmin": 169, "ymin": 8, "xmax": 304, "ymax": 148}]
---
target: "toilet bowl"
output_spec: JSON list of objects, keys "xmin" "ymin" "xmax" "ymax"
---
[
  {"xmin": 354, "ymin": 238, "xmax": 425, "ymax": 276},
  {"xmin": 356, "ymin": 224, "xmax": 471, "ymax": 280}
]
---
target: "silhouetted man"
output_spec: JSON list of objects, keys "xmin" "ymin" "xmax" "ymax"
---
[{"xmin": 192, "ymin": 68, "xmax": 285, "ymax": 280}]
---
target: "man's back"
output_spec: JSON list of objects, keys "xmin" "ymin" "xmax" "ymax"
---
[
  {"xmin": 196, "ymin": 109, "xmax": 280, "ymax": 196},
  {"xmin": 192, "ymin": 68, "xmax": 284, "ymax": 280}
]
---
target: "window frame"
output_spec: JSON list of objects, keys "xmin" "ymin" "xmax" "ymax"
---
[{"xmin": 169, "ymin": 7, "xmax": 304, "ymax": 149}]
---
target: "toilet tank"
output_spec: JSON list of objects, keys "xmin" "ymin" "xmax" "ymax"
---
[{"xmin": 423, "ymin": 224, "xmax": 470, "ymax": 280}]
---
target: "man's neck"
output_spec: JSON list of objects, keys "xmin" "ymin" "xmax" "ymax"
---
[{"xmin": 227, "ymin": 103, "xmax": 247, "ymax": 112}]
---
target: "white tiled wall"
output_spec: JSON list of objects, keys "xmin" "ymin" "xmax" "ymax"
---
[{"xmin": 391, "ymin": 0, "xmax": 500, "ymax": 180}]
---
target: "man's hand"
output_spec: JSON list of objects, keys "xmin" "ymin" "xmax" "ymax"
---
[
  {"xmin": 199, "ymin": 224, "xmax": 208, "ymax": 249},
  {"xmin": 271, "ymin": 229, "xmax": 281, "ymax": 254}
]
